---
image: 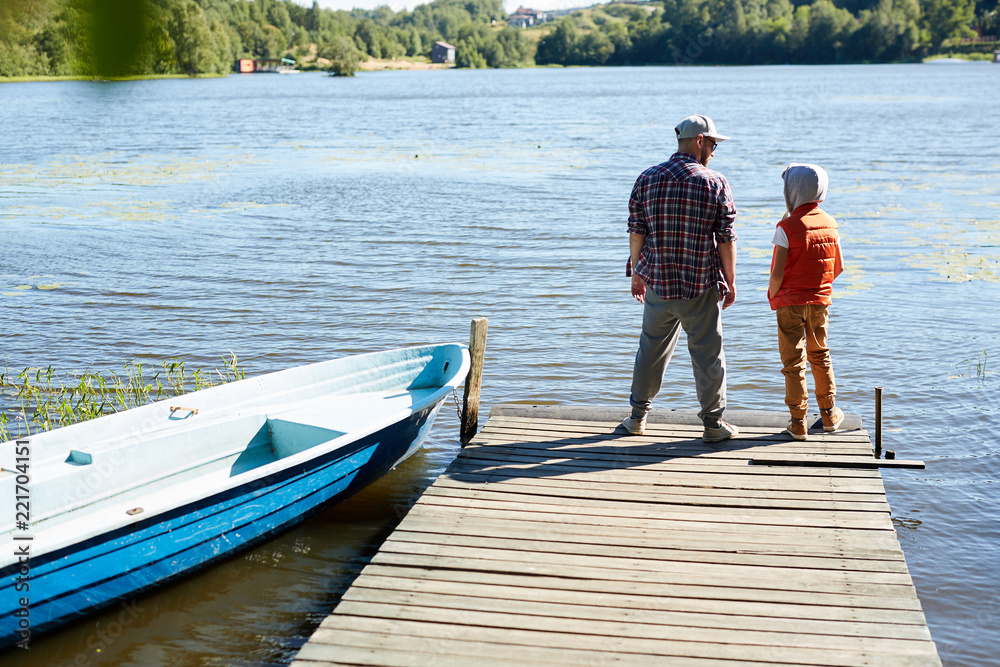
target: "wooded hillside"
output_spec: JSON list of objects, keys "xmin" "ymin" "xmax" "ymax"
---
[{"xmin": 0, "ymin": 0, "xmax": 995, "ymax": 77}]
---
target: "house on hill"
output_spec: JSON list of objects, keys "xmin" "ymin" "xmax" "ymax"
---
[
  {"xmin": 507, "ymin": 6, "xmax": 549, "ymax": 28},
  {"xmin": 431, "ymin": 41, "xmax": 456, "ymax": 64}
]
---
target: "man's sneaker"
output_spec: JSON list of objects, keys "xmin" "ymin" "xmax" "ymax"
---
[
  {"xmin": 821, "ymin": 406, "xmax": 845, "ymax": 432},
  {"xmin": 703, "ymin": 420, "xmax": 738, "ymax": 443},
  {"xmin": 785, "ymin": 418, "xmax": 808, "ymax": 441},
  {"xmin": 621, "ymin": 415, "xmax": 646, "ymax": 435}
]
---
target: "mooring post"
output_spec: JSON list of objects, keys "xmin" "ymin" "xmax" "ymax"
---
[
  {"xmin": 461, "ymin": 317, "xmax": 488, "ymax": 446},
  {"xmin": 874, "ymin": 386, "xmax": 883, "ymax": 458}
]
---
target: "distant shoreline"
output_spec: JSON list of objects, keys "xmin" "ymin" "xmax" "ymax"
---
[
  {"xmin": 356, "ymin": 57, "xmax": 455, "ymax": 71},
  {"xmin": 0, "ymin": 73, "xmax": 227, "ymax": 83},
  {"xmin": 2, "ymin": 54, "xmax": 992, "ymax": 83},
  {"xmin": 0, "ymin": 62, "xmax": 454, "ymax": 83}
]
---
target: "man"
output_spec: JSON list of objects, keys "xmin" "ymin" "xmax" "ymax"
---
[{"xmin": 622, "ymin": 114, "xmax": 738, "ymax": 443}]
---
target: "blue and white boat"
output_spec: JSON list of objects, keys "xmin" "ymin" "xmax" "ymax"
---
[{"xmin": 0, "ymin": 344, "xmax": 469, "ymax": 648}]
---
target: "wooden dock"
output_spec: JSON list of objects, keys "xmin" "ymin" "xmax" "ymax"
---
[{"xmin": 292, "ymin": 405, "xmax": 940, "ymax": 666}]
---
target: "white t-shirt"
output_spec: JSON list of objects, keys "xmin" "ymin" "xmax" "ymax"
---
[{"xmin": 771, "ymin": 226, "xmax": 789, "ymax": 248}]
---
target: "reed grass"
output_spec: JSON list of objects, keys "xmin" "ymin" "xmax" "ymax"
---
[
  {"xmin": 0, "ymin": 352, "xmax": 245, "ymax": 442},
  {"xmin": 954, "ymin": 349, "xmax": 990, "ymax": 380}
]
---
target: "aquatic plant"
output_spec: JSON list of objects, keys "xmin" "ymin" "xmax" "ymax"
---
[
  {"xmin": 0, "ymin": 351, "xmax": 245, "ymax": 441},
  {"xmin": 953, "ymin": 349, "xmax": 990, "ymax": 380}
]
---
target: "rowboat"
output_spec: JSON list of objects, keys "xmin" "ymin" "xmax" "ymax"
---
[{"xmin": 0, "ymin": 344, "xmax": 469, "ymax": 648}]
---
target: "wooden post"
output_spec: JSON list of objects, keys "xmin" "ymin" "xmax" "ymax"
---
[
  {"xmin": 874, "ymin": 386, "xmax": 883, "ymax": 458},
  {"xmin": 461, "ymin": 317, "xmax": 488, "ymax": 446}
]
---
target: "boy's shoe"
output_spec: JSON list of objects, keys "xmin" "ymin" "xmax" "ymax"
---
[
  {"xmin": 621, "ymin": 415, "xmax": 646, "ymax": 435},
  {"xmin": 821, "ymin": 406, "xmax": 845, "ymax": 432},
  {"xmin": 703, "ymin": 420, "xmax": 738, "ymax": 443},
  {"xmin": 785, "ymin": 418, "xmax": 808, "ymax": 441}
]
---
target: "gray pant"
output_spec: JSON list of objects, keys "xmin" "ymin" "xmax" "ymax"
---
[{"xmin": 629, "ymin": 287, "xmax": 727, "ymax": 424}]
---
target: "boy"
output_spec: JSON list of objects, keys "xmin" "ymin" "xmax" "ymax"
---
[{"xmin": 768, "ymin": 163, "xmax": 845, "ymax": 440}]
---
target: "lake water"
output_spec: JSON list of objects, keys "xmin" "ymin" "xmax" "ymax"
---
[{"xmin": 1, "ymin": 63, "xmax": 998, "ymax": 666}]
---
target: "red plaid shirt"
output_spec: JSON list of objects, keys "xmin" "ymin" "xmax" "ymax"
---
[{"xmin": 627, "ymin": 152, "xmax": 737, "ymax": 299}]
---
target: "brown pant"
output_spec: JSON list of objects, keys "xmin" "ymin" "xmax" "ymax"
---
[{"xmin": 776, "ymin": 304, "xmax": 836, "ymax": 419}]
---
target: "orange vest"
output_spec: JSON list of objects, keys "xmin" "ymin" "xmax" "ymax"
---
[{"xmin": 769, "ymin": 203, "xmax": 839, "ymax": 310}]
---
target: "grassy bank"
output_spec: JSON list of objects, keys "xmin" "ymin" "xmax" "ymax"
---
[
  {"xmin": 924, "ymin": 52, "xmax": 995, "ymax": 61},
  {"xmin": 0, "ymin": 73, "xmax": 228, "ymax": 84}
]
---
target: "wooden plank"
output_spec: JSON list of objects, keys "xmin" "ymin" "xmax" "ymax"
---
[
  {"xmin": 461, "ymin": 447, "xmax": 884, "ymax": 477},
  {"xmin": 460, "ymin": 443, "xmax": 885, "ymax": 477},
  {"xmin": 404, "ymin": 503, "xmax": 902, "ymax": 544},
  {"xmin": 375, "ymin": 540, "xmax": 917, "ymax": 590},
  {"xmin": 371, "ymin": 542, "xmax": 916, "ymax": 601},
  {"xmin": 351, "ymin": 570, "xmax": 931, "ymax": 624},
  {"xmin": 358, "ymin": 561, "xmax": 928, "ymax": 612},
  {"xmin": 371, "ymin": 543, "xmax": 917, "ymax": 608},
  {"xmin": 335, "ymin": 597, "xmax": 936, "ymax": 653},
  {"xmin": 444, "ymin": 460, "xmax": 889, "ymax": 494},
  {"xmin": 476, "ymin": 427, "xmax": 874, "ymax": 450},
  {"xmin": 388, "ymin": 528, "xmax": 911, "ymax": 573},
  {"xmin": 313, "ymin": 614, "xmax": 941, "ymax": 666},
  {"xmin": 413, "ymin": 491, "xmax": 896, "ymax": 530},
  {"xmin": 394, "ymin": 514, "xmax": 907, "ymax": 560},
  {"xmin": 294, "ymin": 641, "xmax": 548, "ymax": 667},
  {"xmin": 421, "ymin": 484, "xmax": 892, "ymax": 519},
  {"xmin": 295, "ymin": 624, "xmax": 782, "ymax": 667},
  {"xmin": 753, "ymin": 455, "xmax": 925, "ymax": 469},
  {"xmin": 478, "ymin": 418, "xmax": 872, "ymax": 440},
  {"xmin": 478, "ymin": 424, "xmax": 875, "ymax": 451},
  {"xmin": 434, "ymin": 472, "xmax": 890, "ymax": 502},
  {"xmin": 431, "ymin": 476, "xmax": 892, "ymax": 511},
  {"xmin": 484, "ymin": 414, "xmax": 872, "ymax": 439},
  {"xmin": 468, "ymin": 438, "xmax": 875, "ymax": 462},
  {"xmin": 393, "ymin": 516, "xmax": 908, "ymax": 561},
  {"xmin": 473, "ymin": 429, "xmax": 876, "ymax": 455},
  {"xmin": 485, "ymin": 410, "xmax": 867, "ymax": 429},
  {"xmin": 339, "ymin": 587, "xmax": 934, "ymax": 641}
]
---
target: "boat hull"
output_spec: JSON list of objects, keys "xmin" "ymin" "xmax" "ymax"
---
[{"xmin": 0, "ymin": 344, "xmax": 467, "ymax": 648}]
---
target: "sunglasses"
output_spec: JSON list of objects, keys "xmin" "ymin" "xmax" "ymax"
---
[{"xmin": 707, "ymin": 138, "xmax": 718, "ymax": 152}]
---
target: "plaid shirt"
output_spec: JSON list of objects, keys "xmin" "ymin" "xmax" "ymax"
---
[{"xmin": 627, "ymin": 152, "xmax": 737, "ymax": 299}]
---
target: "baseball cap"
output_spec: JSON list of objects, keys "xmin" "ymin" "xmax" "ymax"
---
[{"xmin": 675, "ymin": 115, "xmax": 729, "ymax": 142}]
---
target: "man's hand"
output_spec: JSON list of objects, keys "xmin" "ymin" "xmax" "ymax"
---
[
  {"xmin": 721, "ymin": 286, "xmax": 736, "ymax": 310},
  {"xmin": 631, "ymin": 274, "xmax": 647, "ymax": 303},
  {"xmin": 717, "ymin": 241, "xmax": 736, "ymax": 310}
]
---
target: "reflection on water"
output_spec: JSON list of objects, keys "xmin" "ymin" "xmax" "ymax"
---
[{"xmin": 1, "ymin": 64, "xmax": 998, "ymax": 666}]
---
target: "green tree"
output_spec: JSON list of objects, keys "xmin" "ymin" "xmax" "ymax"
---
[
  {"xmin": 455, "ymin": 40, "xmax": 487, "ymax": 66},
  {"xmin": 603, "ymin": 20, "xmax": 633, "ymax": 64},
  {"xmin": 536, "ymin": 20, "xmax": 578, "ymax": 64},
  {"xmin": 574, "ymin": 29, "xmax": 615, "ymax": 64},
  {"xmin": 0, "ymin": 0, "xmax": 51, "ymax": 76},
  {"xmin": 849, "ymin": 0, "xmax": 920, "ymax": 60},
  {"xmin": 236, "ymin": 19, "xmax": 264, "ymax": 56},
  {"xmin": 319, "ymin": 33, "xmax": 361, "ymax": 75},
  {"xmin": 137, "ymin": 21, "xmax": 178, "ymax": 73},
  {"xmin": 921, "ymin": 0, "xmax": 976, "ymax": 47},
  {"xmin": 262, "ymin": 23, "xmax": 287, "ymax": 55},
  {"xmin": 800, "ymin": 0, "xmax": 858, "ymax": 62},
  {"xmin": 304, "ymin": 0, "xmax": 321, "ymax": 32},
  {"xmin": 170, "ymin": 0, "xmax": 217, "ymax": 72},
  {"xmin": 354, "ymin": 18, "xmax": 384, "ymax": 57}
]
